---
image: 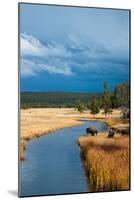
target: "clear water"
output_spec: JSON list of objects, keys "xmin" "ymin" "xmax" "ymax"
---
[{"xmin": 19, "ymin": 120, "xmax": 107, "ymax": 197}]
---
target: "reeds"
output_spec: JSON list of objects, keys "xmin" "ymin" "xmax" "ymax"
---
[{"xmin": 78, "ymin": 134, "xmax": 129, "ymax": 191}]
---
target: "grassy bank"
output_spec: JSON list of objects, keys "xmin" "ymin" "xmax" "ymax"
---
[
  {"xmin": 78, "ymin": 125, "xmax": 130, "ymax": 191},
  {"xmin": 20, "ymin": 108, "xmax": 86, "ymax": 160},
  {"xmin": 19, "ymin": 108, "xmax": 126, "ymax": 160}
]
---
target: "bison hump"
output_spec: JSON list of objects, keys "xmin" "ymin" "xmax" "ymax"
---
[{"xmin": 89, "ymin": 126, "xmax": 97, "ymax": 131}]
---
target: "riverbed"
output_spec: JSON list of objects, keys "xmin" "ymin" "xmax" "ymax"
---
[{"xmin": 19, "ymin": 120, "xmax": 108, "ymax": 197}]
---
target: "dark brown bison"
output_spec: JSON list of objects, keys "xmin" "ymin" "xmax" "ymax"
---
[
  {"xmin": 122, "ymin": 128, "xmax": 129, "ymax": 135},
  {"xmin": 108, "ymin": 128, "xmax": 115, "ymax": 138},
  {"xmin": 86, "ymin": 126, "xmax": 98, "ymax": 136}
]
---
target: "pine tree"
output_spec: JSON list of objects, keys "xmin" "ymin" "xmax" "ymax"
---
[
  {"xmin": 102, "ymin": 82, "xmax": 112, "ymax": 117},
  {"xmin": 76, "ymin": 100, "xmax": 85, "ymax": 113},
  {"xmin": 90, "ymin": 96, "xmax": 100, "ymax": 117},
  {"xmin": 113, "ymin": 82, "xmax": 129, "ymax": 108}
]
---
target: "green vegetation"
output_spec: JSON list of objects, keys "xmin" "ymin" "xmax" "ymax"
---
[
  {"xmin": 75, "ymin": 100, "xmax": 85, "ymax": 113},
  {"xmin": 21, "ymin": 92, "xmax": 101, "ymax": 109},
  {"xmin": 89, "ymin": 96, "xmax": 100, "ymax": 117},
  {"xmin": 21, "ymin": 82, "xmax": 129, "ymax": 112},
  {"xmin": 102, "ymin": 82, "xmax": 112, "ymax": 117},
  {"xmin": 112, "ymin": 82, "xmax": 129, "ymax": 108}
]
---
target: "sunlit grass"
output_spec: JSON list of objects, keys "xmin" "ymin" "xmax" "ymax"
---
[{"xmin": 78, "ymin": 134, "xmax": 129, "ymax": 191}]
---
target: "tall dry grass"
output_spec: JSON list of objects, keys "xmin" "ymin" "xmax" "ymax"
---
[{"xmin": 78, "ymin": 134, "xmax": 129, "ymax": 191}]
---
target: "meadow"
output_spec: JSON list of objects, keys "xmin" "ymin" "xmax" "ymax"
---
[
  {"xmin": 20, "ymin": 108, "xmax": 85, "ymax": 160},
  {"xmin": 78, "ymin": 126, "xmax": 130, "ymax": 191},
  {"xmin": 20, "ymin": 108, "xmax": 127, "ymax": 159}
]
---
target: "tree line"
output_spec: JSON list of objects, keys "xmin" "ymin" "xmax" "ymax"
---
[
  {"xmin": 75, "ymin": 82, "xmax": 130, "ymax": 117},
  {"xmin": 21, "ymin": 91, "xmax": 101, "ymax": 109},
  {"xmin": 21, "ymin": 82, "xmax": 129, "ymax": 117}
]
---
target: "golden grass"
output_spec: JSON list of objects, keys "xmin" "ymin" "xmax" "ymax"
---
[
  {"xmin": 21, "ymin": 108, "xmax": 85, "ymax": 140},
  {"xmin": 20, "ymin": 108, "xmax": 125, "ymax": 160},
  {"xmin": 106, "ymin": 118, "xmax": 129, "ymax": 133},
  {"xmin": 78, "ymin": 134, "xmax": 129, "ymax": 191},
  {"xmin": 20, "ymin": 108, "xmax": 122, "ymax": 140},
  {"xmin": 20, "ymin": 108, "xmax": 86, "ymax": 160}
]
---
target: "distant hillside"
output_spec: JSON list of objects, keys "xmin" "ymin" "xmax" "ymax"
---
[{"xmin": 21, "ymin": 92, "xmax": 101, "ymax": 108}]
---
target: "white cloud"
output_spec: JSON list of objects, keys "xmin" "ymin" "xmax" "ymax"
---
[
  {"xmin": 39, "ymin": 63, "xmax": 73, "ymax": 76},
  {"xmin": 20, "ymin": 33, "xmax": 73, "ymax": 77},
  {"xmin": 68, "ymin": 34, "xmax": 82, "ymax": 49},
  {"xmin": 21, "ymin": 58, "xmax": 73, "ymax": 77},
  {"xmin": 20, "ymin": 33, "xmax": 128, "ymax": 78},
  {"xmin": 21, "ymin": 59, "xmax": 37, "ymax": 77},
  {"xmin": 21, "ymin": 33, "xmax": 49, "ymax": 57},
  {"xmin": 21, "ymin": 33, "xmax": 72, "ymax": 58}
]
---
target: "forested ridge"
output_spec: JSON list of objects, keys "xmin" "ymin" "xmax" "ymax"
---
[
  {"xmin": 21, "ymin": 82, "xmax": 129, "ymax": 109},
  {"xmin": 21, "ymin": 91, "xmax": 101, "ymax": 108}
]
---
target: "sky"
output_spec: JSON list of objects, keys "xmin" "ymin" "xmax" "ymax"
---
[{"xmin": 20, "ymin": 3, "xmax": 130, "ymax": 92}]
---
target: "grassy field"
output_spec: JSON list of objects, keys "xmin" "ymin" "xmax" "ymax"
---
[
  {"xmin": 78, "ymin": 126, "xmax": 130, "ymax": 191},
  {"xmin": 20, "ymin": 108, "xmax": 123, "ymax": 139},
  {"xmin": 20, "ymin": 108, "xmax": 87, "ymax": 160},
  {"xmin": 20, "ymin": 108, "xmax": 129, "ymax": 162}
]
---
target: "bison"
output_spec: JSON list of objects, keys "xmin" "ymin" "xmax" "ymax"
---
[
  {"xmin": 86, "ymin": 126, "xmax": 98, "ymax": 136},
  {"xmin": 108, "ymin": 128, "xmax": 115, "ymax": 138},
  {"xmin": 122, "ymin": 128, "xmax": 129, "ymax": 135}
]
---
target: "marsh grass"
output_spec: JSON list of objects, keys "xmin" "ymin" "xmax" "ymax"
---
[
  {"xmin": 78, "ymin": 134, "xmax": 129, "ymax": 191},
  {"xmin": 106, "ymin": 118, "xmax": 129, "ymax": 133}
]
